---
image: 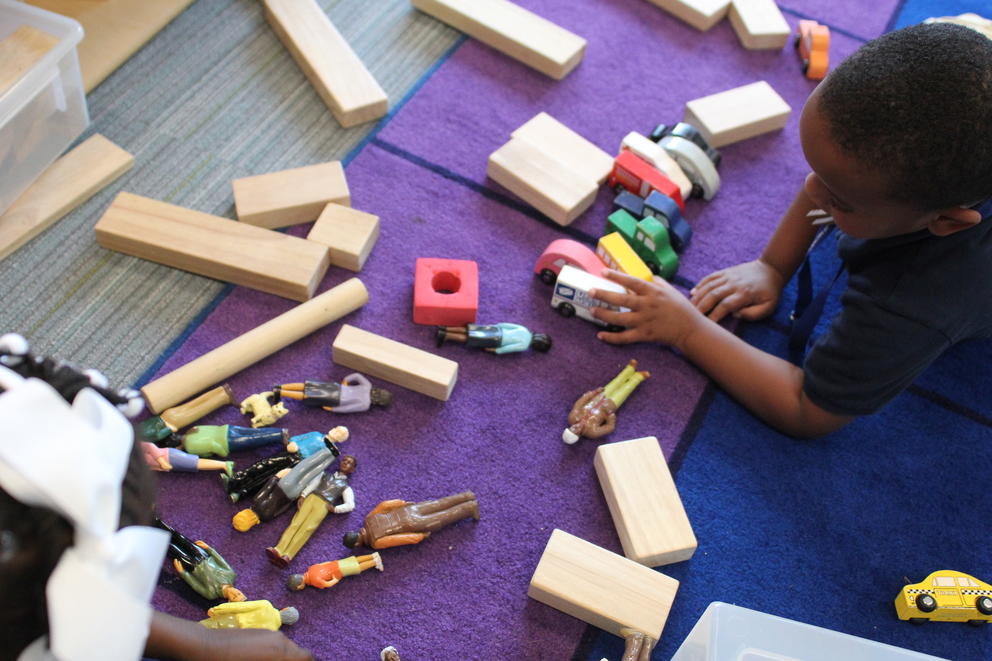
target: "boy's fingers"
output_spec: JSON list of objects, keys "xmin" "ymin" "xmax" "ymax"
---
[
  {"xmin": 735, "ymin": 301, "xmax": 774, "ymax": 321},
  {"xmin": 601, "ymin": 268, "xmax": 653, "ymax": 294},
  {"xmin": 596, "ymin": 328, "xmax": 640, "ymax": 344},
  {"xmin": 690, "ymin": 273, "xmax": 723, "ymax": 298},
  {"xmin": 591, "ymin": 306, "xmax": 630, "ymax": 325},
  {"xmin": 589, "ymin": 287, "xmax": 632, "ymax": 308}
]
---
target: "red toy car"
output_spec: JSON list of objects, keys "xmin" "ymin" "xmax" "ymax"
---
[{"xmin": 608, "ymin": 151, "xmax": 685, "ymax": 211}]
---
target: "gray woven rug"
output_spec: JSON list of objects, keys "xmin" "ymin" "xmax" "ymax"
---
[{"xmin": 0, "ymin": 0, "xmax": 458, "ymax": 386}]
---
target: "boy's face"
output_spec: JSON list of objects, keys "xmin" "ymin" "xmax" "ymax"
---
[{"xmin": 799, "ymin": 90, "xmax": 935, "ymax": 240}]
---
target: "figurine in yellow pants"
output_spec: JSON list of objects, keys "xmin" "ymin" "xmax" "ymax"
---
[
  {"xmin": 200, "ymin": 600, "xmax": 299, "ymax": 631},
  {"xmin": 563, "ymin": 360, "xmax": 650, "ymax": 444}
]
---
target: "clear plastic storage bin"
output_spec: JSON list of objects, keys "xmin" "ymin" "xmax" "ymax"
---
[
  {"xmin": 671, "ymin": 602, "xmax": 949, "ymax": 661},
  {"xmin": 0, "ymin": 0, "xmax": 87, "ymax": 215}
]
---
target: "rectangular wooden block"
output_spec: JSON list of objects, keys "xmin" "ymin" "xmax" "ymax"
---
[
  {"xmin": 0, "ymin": 134, "xmax": 133, "ymax": 261},
  {"xmin": 511, "ymin": 112, "xmax": 613, "ymax": 185},
  {"xmin": 264, "ymin": 0, "xmax": 388, "ymax": 127},
  {"xmin": 528, "ymin": 529, "xmax": 679, "ymax": 639},
  {"xmin": 684, "ymin": 80, "xmax": 791, "ymax": 147},
  {"xmin": 332, "ymin": 324, "xmax": 458, "ymax": 401},
  {"xmin": 95, "ymin": 192, "xmax": 331, "ymax": 302},
  {"xmin": 487, "ymin": 137, "xmax": 597, "ymax": 226},
  {"xmin": 411, "ymin": 0, "xmax": 586, "ymax": 80},
  {"xmin": 0, "ymin": 25, "xmax": 59, "ymax": 96},
  {"xmin": 644, "ymin": 0, "xmax": 731, "ymax": 31},
  {"xmin": 594, "ymin": 437, "xmax": 697, "ymax": 567},
  {"xmin": 232, "ymin": 161, "xmax": 350, "ymax": 229},
  {"xmin": 729, "ymin": 0, "xmax": 790, "ymax": 50},
  {"xmin": 307, "ymin": 203, "xmax": 380, "ymax": 272}
]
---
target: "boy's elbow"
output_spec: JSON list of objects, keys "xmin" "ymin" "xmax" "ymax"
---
[{"xmin": 778, "ymin": 396, "xmax": 853, "ymax": 439}]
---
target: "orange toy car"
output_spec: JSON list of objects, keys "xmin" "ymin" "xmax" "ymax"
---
[{"xmin": 795, "ymin": 19, "xmax": 830, "ymax": 80}]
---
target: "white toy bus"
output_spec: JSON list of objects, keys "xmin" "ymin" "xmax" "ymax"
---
[{"xmin": 551, "ymin": 265, "xmax": 627, "ymax": 329}]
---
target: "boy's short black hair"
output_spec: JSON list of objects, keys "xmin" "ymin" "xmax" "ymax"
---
[{"xmin": 817, "ymin": 23, "xmax": 992, "ymax": 211}]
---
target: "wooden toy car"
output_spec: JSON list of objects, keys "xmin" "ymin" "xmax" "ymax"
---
[
  {"xmin": 608, "ymin": 151, "xmax": 685, "ymax": 211},
  {"xmin": 551, "ymin": 265, "xmax": 626, "ymax": 329},
  {"xmin": 659, "ymin": 135, "xmax": 721, "ymax": 201},
  {"xmin": 612, "ymin": 190, "xmax": 646, "ymax": 218},
  {"xmin": 895, "ymin": 570, "xmax": 992, "ymax": 625},
  {"xmin": 795, "ymin": 19, "xmax": 829, "ymax": 79},
  {"xmin": 606, "ymin": 209, "xmax": 679, "ymax": 280},
  {"xmin": 533, "ymin": 238, "xmax": 607, "ymax": 285},
  {"xmin": 644, "ymin": 190, "xmax": 692, "ymax": 253},
  {"xmin": 597, "ymin": 232, "xmax": 653, "ymax": 282},
  {"xmin": 649, "ymin": 122, "xmax": 721, "ymax": 168}
]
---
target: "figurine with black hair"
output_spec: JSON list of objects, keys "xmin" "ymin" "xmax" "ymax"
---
[
  {"xmin": 222, "ymin": 450, "xmax": 301, "ymax": 503},
  {"xmin": 156, "ymin": 517, "xmax": 245, "ymax": 602},
  {"xmin": 275, "ymin": 373, "xmax": 392, "ymax": 412},
  {"xmin": 435, "ymin": 322, "xmax": 552, "ymax": 353}
]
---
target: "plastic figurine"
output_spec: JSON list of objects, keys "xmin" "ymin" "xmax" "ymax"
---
[
  {"xmin": 155, "ymin": 518, "xmax": 245, "ymax": 602},
  {"xmin": 141, "ymin": 441, "xmax": 233, "ymax": 476},
  {"xmin": 895, "ymin": 570, "xmax": 992, "ymax": 624},
  {"xmin": 795, "ymin": 19, "xmax": 830, "ymax": 79},
  {"xmin": 287, "ymin": 552, "xmax": 383, "ymax": 590},
  {"xmin": 137, "ymin": 384, "xmax": 236, "ymax": 442},
  {"xmin": 381, "ymin": 647, "xmax": 401, "ymax": 661},
  {"xmin": 600, "ymin": 628, "xmax": 655, "ymax": 661},
  {"xmin": 266, "ymin": 455, "xmax": 358, "ymax": 568},
  {"xmin": 435, "ymin": 323, "xmax": 552, "ymax": 354},
  {"xmin": 533, "ymin": 238, "xmax": 608, "ymax": 286},
  {"xmin": 275, "ymin": 374, "xmax": 392, "ymax": 413},
  {"xmin": 563, "ymin": 360, "xmax": 650, "ymax": 444},
  {"xmin": 232, "ymin": 442, "xmax": 340, "ymax": 532},
  {"xmin": 343, "ymin": 491, "xmax": 480, "ymax": 550},
  {"xmin": 200, "ymin": 600, "xmax": 299, "ymax": 631},
  {"xmin": 221, "ymin": 449, "xmax": 301, "ymax": 503},
  {"xmin": 285, "ymin": 425, "xmax": 350, "ymax": 458},
  {"xmin": 240, "ymin": 390, "xmax": 289, "ymax": 427},
  {"xmin": 180, "ymin": 424, "xmax": 288, "ymax": 458}
]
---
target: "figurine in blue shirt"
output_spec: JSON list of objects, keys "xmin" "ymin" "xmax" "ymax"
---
[{"xmin": 435, "ymin": 323, "xmax": 551, "ymax": 354}]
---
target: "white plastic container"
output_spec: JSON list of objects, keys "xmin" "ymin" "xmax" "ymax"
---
[
  {"xmin": 670, "ymin": 602, "xmax": 949, "ymax": 661},
  {"xmin": 0, "ymin": 0, "xmax": 88, "ymax": 215}
]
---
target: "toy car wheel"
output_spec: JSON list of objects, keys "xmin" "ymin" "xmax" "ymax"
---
[
  {"xmin": 977, "ymin": 596, "xmax": 992, "ymax": 615},
  {"xmin": 967, "ymin": 619, "xmax": 988, "ymax": 627},
  {"xmin": 539, "ymin": 269, "xmax": 557, "ymax": 285},
  {"xmin": 802, "ymin": 59, "xmax": 810, "ymax": 75},
  {"xmin": 916, "ymin": 593, "xmax": 937, "ymax": 613},
  {"xmin": 556, "ymin": 302, "xmax": 576, "ymax": 318},
  {"xmin": 794, "ymin": 34, "xmax": 801, "ymax": 49},
  {"xmin": 908, "ymin": 617, "xmax": 928, "ymax": 625}
]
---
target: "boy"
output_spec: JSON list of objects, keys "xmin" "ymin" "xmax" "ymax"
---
[{"xmin": 590, "ymin": 24, "xmax": 992, "ymax": 438}]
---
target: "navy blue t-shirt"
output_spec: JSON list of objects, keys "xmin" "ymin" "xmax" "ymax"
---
[{"xmin": 803, "ymin": 199, "xmax": 992, "ymax": 415}]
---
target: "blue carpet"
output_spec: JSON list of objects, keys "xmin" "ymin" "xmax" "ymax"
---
[{"xmin": 582, "ymin": 1, "xmax": 992, "ymax": 659}]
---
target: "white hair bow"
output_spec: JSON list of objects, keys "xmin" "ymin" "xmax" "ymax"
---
[{"xmin": 0, "ymin": 366, "xmax": 169, "ymax": 661}]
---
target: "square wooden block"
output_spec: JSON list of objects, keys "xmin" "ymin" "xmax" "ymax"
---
[
  {"xmin": 594, "ymin": 436, "xmax": 697, "ymax": 567},
  {"xmin": 233, "ymin": 161, "xmax": 350, "ymax": 229},
  {"xmin": 729, "ymin": 0, "xmax": 790, "ymax": 50},
  {"xmin": 511, "ymin": 112, "xmax": 613, "ymax": 185},
  {"xmin": 528, "ymin": 529, "xmax": 679, "ymax": 638},
  {"xmin": 644, "ymin": 0, "xmax": 731, "ymax": 31},
  {"xmin": 307, "ymin": 203, "xmax": 379, "ymax": 272}
]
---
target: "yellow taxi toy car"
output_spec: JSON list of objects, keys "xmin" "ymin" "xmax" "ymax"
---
[{"xmin": 895, "ymin": 570, "xmax": 992, "ymax": 625}]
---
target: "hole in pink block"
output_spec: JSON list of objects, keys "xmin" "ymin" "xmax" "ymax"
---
[{"xmin": 432, "ymin": 271, "xmax": 461, "ymax": 295}]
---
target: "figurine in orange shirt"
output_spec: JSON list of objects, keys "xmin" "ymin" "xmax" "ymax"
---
[
  {"xmin": 286, "ymin": 552, "xmax": 383, "ymax": 591},
  {"xmin": 342, "ymin": 491, "xmax": 480, "ymax": 550}
]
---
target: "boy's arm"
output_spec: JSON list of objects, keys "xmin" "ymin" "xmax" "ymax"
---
[
  {"xmin": 592, "ymin": 271, "xmax": 852, "ymax": 438},
  {"xmin": 146, "ymin": 610, "xmax": 313, "ymax": 661}
]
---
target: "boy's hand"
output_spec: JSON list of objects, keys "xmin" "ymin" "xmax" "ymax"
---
[
  {"xmin": 690, "ymin": 259, "xmax": 784, "ymax": 322},
  {"xmin": 589, "ymin": 269, "xmax": 703, "ymax": 350}
]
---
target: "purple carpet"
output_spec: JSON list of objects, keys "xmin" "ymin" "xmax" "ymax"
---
[{"xmin": 149, "ymin": 1, "xmax": 897, "ymax": 658}]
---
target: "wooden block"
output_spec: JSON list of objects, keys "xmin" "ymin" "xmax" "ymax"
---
[
  {"xmin": 332, "ymin": 324, "xmax": 458, "ymax": 401},
  {"xmin": 142, "ymin": 279, "xmax": 369, "ymax": 414},
  {"xmin": 684, "ymin": 80, "xmax": 791, "ymax": 148},
  {"xmin": 94, "ymin": 192, "xmax": 331, "ymax": 302},
  {"xmin": 643, "ymin": 0, "xmax": 730, "ymax": 31},
  {"xmin": 232, "ymin": 162, "xmax": 350, "ymax": 229},
  {"xmin": 528, "ymin": 529, "xmax": 679, "ymax": 638},
  {"xmin": 264, "ymin": 0, "xmax": 388, "ymax": 128},
  {"xmin": 0, "ymin": 25, "xmax": 59, "ymax": 96},
  {"xmin": 512, "ymin": 112, "xmax": 612, "ymax": 185},
  {"xmin": 411, "ymin": 0, "xmax": 586, "ymax": 80},
  {"xmin": 0, "ymin": 135, "xmax": 133, "ymax": 261},
  {"xmin": 594, "ymin": 437, "xmax": 697, "ymax": 567},
  {"xmin": 487, "ymin": 137, "xmax": 597, "ymax": 226},
  {"xmin": 307, "ymin": 203, "xmax": 379, "ymax": 272},
  {"xmin": 729, "ymin": 0, "xmax": 790, "ymax": 50}
]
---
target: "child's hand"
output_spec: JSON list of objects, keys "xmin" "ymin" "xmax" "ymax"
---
[
  {"xmin": 689, "ymin": 260, "xmax": 784, "ymax": 322},
  {"xmin": 197, "ymin": 628, "xmax": 314, "ymax": 661},
  {"xmin": 589, "ymin": 269, "xmax": 703, "ymax": 350}
]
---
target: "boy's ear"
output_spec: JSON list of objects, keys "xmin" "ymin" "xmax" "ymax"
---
[{"xmin": 927, "ymin": 206, "xmax": 983, "ymax": 237}]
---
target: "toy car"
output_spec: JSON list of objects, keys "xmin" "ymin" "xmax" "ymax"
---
[
  {"xmin": 597, "ymin": 232, "xmax": 653, "ymax": 283},
  {"xmin": 620, "ymin": 131, "xmax": 693, "ymax": 200},
  {"xmin": 649, "ymin": 122, "xmax": 721, "ymax": 168},
  {"xmin": 659, "ymin": 135, "xmax": 721, "ymax": 201},
  {"xmin": 606, "ymin": 209, "xmax": 679, "ymax": 280},
  {"xmin": 643, "ymin": 190, "xmax": 692, "ymax": 253},
  {"xmin": 795, "ymin": 19, "xmax": 829, "ymax": 79},
  {"xmin": 551, "ymin": 265, "xmax": 626, "ymax": 329},
  {"xmin": 895, "ymin": 570, "xmax": 992, "ymax": 625},
  {"xmin": 533, "ymin": 238, "xmax": 607, "ymax": 285},
  {"xmin": 608, "ymin": 151, "xmax": 685, "ymax": 211}
]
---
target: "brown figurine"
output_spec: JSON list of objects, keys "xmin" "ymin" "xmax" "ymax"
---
[
  {"xmin": 343, "ymin": 491, "xmax": 480, "ymax": 550},
  {"xmin": 618, "ymin": 628, "xmax": 655, "ymax": 661},
  {"xmin": 563, "ymin": 360, "xmax": 649, "ymax": 444}
]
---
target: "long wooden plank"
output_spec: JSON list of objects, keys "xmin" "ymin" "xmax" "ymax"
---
[
  {"xmin": 264, "ymin": 0, "xmax": 388, "ymax": 128},
  {"xmin": 94, "ymin": 192, "xmax": 331, "ymax": 302},
  {"xmin": 232, "ymin": 162, "xmax": 350, "ymax": 230},
  {"xmin": 0, "ymin": 134, "xmax": 133, "ymax": 261},
  {"xmin": 411, "ymin": 0, "xmax": 586, "ymax": 80},
  {"xmin": 528, "ymin": 529, "xmax": 679, "ymax": 638},
  {"xmin": 594, "ymin": 437, "xmax": 697, "ymax": 567},
  {"xmin": 683, "ymin": 80, "xmax": 791, "ymax": 147},
  {"xmin": 332, "ymin": 324, "xmax": 458, "ymax": 401},
  {"xmin": 27, "ymin": 0, "xmax": 196, "ymax": 93},
  {"xmin": 0, "ymin": 25, "xmax": 59, "ymax": 96},
  {"xmin": 643, "ymin": 0, "xmax": 730, "ymax": 31}
]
